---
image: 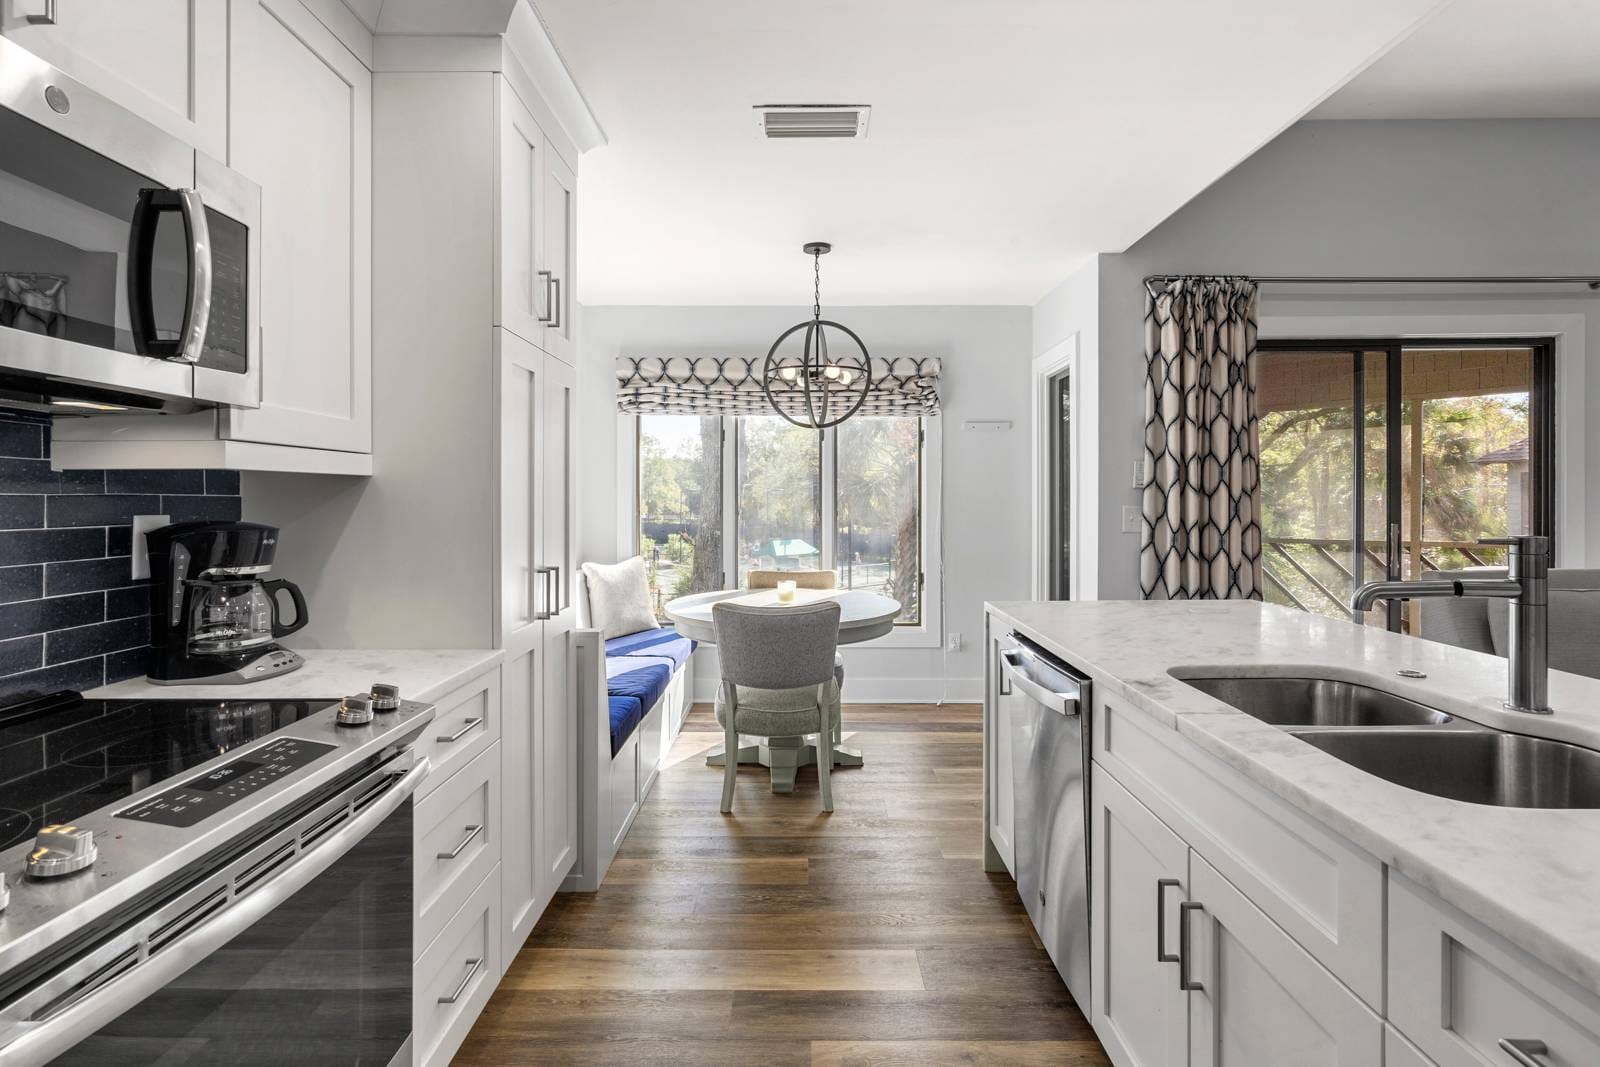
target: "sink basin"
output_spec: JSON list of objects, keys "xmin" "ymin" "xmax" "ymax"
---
[
  {"xmin": 1288, "ymin": 727, "xmax": 1600, "ymax": 809},
  {"xmin": 1180, "ymin": 675, "xmax": 1454, "ymax": 727}
]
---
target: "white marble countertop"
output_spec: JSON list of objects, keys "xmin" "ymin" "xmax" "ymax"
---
[
  {"xmin": 986, "ymin": 599, "xmax": 1600, "ymax": 998},
  {"xmin": 89, "ymin": 648, "xmax": 503, "ymax": 706}
]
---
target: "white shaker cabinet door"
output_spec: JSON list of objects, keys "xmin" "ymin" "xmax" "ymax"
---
[
  {"xmin": 1091, "ymin": 765, "xmax": 1189, "ymax": 1067},
  {"xmin": 224, "ymin": 0, "xmax": 372, "ymax": 453},
  {"xmin": 536, "ymin": 352, "xmax": 578, "ymax": 900},
  {"xmin": 499, "ymin": 646, "xmax": 541, "ymax": 962},
  {"xmin": 2, "ymin": 0, "xmax": 227, "ymax": 157},
  {"xmin": 497, "ymin": 328, "xmax": 542, "ymax": 654},
  {"xmin": 1185, "ymin": 850, "xmax": 1382, "ymax": 1067},
  {"xmin": 496, "ymin": 78, "xmax": 547, "ymax": 348},
  {"xmin": 539, "ymin": 147, "xmax": 575, "ymax": 364}
]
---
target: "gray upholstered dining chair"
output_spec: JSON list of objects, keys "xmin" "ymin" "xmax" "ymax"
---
[
  {"xmin": 712, "ymin": 599, "xmax": 842, "ymax": 814},
  {"xmin": 746, "ymin": 568, "xmax": 847, "ymax": 734}
]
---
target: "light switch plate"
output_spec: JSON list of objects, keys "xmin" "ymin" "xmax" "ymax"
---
[
  {"xmin": 130, "ymin": 515, "xmax": 169, "ymax": 580},
  {"xmin": 1121, "ymin": 505, "xmax": 1141, "ymax": 534}
]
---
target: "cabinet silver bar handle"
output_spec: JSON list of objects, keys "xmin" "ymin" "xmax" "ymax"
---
[
  {"xmin": 1499, "ymin": 1038, "xmax": 1553, "ymax": 1066},
  {"xmin": 436, "ymin": 824, "xmax": 483, "ymax": 860},
  {"xmin": 1178, "ymin": 900, "xmax": 1205, "ymax": 991},
  {"xmin": 550, "ymin": 276, "xmax": 562, "ymax": 330},
  {"xmin": 1156, "ymin": 879, "xmax": 1180, "ymax": 964},
  {"xmin": 536, "ymin": 270, "xmax": 554, "ymax": 323},
  {"xmin": 437, "ymin": 957, "xmax": 484, "ymax": 1004},
  {"xmin": 25, "ymin": 0, "xmax": 56, "ymax": 24},
  {"xmin": 436, "ymin": 717, "xmax": 484, "ymax": 744}
]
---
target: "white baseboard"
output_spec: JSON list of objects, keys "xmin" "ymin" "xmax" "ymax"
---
[{"xmin": 690, "ymin": 674, "xmax": 981, "ymax": 705}]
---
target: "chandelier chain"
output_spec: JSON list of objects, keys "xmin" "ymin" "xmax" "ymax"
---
[{"xmin": 813, "ymin": 251, "xmax": 822, "ymax": 321}]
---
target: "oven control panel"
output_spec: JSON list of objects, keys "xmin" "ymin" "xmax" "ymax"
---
[{"xmin": 116, "ymin": 738, "xmax": 337, "ymax": 828}]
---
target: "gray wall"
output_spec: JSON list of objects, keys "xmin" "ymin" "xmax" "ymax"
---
[{"xmin": 1036, "ymin": 119, "xmax": 1600, "ymax": 599}]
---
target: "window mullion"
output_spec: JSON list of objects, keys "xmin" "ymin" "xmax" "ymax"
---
[{"xmin": 821, "ymin": 428, "xmax": 837, "ymax": 572}]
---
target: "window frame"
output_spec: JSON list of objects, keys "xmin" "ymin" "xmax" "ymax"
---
[{"xmin": 630, "ymin": 413, "xmax": 943, "ymax": 648}]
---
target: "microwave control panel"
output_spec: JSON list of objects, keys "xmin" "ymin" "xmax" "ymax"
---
[{"xmin": 116, "ymin": 737, "xmax": 336, "ymax": 828}]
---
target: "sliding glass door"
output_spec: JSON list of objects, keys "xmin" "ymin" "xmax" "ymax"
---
[{"xmin": 1256, "ymin": 339, "xmax": 1554, "ymax": 634}]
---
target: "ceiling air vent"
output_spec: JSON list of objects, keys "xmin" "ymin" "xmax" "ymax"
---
[{"xmin": 755, "ymin": 105, "xmax": 870, "ymax": 139}]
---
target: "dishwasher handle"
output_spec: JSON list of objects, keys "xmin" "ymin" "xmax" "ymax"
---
[{"xmin": 1000, "ymin": 648, "xmax": 1083, "ymax": 716}]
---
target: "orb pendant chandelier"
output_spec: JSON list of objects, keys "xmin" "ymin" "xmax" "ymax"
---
[{"xmin": 761, "ymin": 242, "xmax": 874, "ymax": 430}]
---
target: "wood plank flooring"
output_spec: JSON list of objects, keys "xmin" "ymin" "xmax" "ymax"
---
[{"xmin": 453, "ymin": 703, "xmax": 1110, "ymax": 1066}]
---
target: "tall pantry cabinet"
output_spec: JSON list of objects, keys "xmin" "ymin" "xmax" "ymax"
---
[{"xmin": 369, "ymin": 48, "xmax": 582, "ymax": 1012}]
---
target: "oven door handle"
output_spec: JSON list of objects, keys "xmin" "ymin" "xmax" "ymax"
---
[{"xmin": 0, "ymin": 753, "xmax": 430, "ymax": 1067}]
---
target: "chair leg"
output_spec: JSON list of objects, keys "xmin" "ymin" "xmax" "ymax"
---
[
  {"xmin": 720, "ymin": 715, "xmax": 739, "ymax": 814},
  {"xmin": 816, "ymin": 695, "xmax": 834, "ymax": 814}
]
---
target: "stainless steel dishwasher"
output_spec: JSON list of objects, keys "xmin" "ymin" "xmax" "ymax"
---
[{"xmin": 998, "ymin": 631, "xmax": 1092, "ymax": 1010}]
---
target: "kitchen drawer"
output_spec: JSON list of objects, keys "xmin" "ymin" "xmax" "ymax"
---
[
  {"xmin": 416, "ymin": 668, "xmax": 500, "ymax": 800},
  {"xmin": 1386, "ymin": 1025, "xmax": 1438, "ymax": 1067},
  {"xmin": 1389, "ymin": 872, "xmax": 1600, "ymax": 1067},
  {"xmin": 416, "ymin": 742, "xmax": 501, "ymax": 955},
  {"xmin": 415, "ymin": 864, "xmax": 502, "ymax": 1067},
  {"xmin": 1093, "ymin": 693, "xmax": 1384, "ymax": 1007}
]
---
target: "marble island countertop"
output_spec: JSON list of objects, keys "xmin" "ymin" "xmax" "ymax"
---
[
  {"xmin": 88, "ymin": 648, "xmax": 503, "ymax": 706},
  {"xmin": 986, "ymin": 599, "xmax": 1600, "ymax": 998}
]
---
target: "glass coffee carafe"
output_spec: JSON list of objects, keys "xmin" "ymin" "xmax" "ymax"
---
[{"xmin": 185, "ymin": 578, "xmax": 307, "ymax": 656}]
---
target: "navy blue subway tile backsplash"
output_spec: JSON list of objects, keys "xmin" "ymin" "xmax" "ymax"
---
[{"xmin": 0, "ymin": 408, "xmax": 243, "ymax": 702}]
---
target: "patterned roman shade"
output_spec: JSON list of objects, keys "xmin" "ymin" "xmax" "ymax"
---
[{"xmin": 615, "ymin": 356, "xmax": 941, "ymax": 417}]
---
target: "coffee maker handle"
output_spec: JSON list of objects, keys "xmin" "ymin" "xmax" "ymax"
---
[{"xmin": 263, "ymin": 579, "xmax": 309, "ymax": 639}]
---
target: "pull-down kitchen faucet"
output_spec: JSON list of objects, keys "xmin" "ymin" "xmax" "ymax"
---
[{"xmin": 1351, "ymin": 534, "xmax": 1552, "ymax": 714}]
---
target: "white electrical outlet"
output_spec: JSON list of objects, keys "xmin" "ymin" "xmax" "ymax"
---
[
  {"xmin": 946, "ymin": 632, "xmax": 963, "ymax": 652},
  {"xmin": 1122, "ymin": 505, "xmax": 1141, "ymax": 534},
  {"xmin": 130, "ymin": 515, "xmax": 169, "ymax": 580}
]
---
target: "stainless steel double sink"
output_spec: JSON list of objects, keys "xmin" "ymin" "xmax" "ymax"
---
[{"xmin": 1179, "ymin": 675, "xmax": 1600, "ymax": 809}]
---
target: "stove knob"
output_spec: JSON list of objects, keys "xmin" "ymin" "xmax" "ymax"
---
[
  {"xmin": 370, "ymin": 682, "xmax": 401, "ymax": 712},
  {"xmin": 26, "ymin": 825, "xmax": 98, "ymax": 879},
  {"xmin": 336, "ymin": 694, "xmax": 375, "ymax": 727}
]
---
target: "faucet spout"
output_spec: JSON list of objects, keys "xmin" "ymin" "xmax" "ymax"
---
[{"xmin": 1348, "ymin": 536, "xmax": 1551, "ymax": 714}]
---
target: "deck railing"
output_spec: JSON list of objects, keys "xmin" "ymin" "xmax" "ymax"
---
[{"xmin": 1263, "ymin": 536, "xmax": 1505, "ymax": 617}]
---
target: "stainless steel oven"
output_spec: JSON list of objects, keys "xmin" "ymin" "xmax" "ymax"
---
[
  {"xmin": 0, "ymin": 36, "xmax": 260, "ymax": 413},
  {"xmin": 0, "ymin": 693, "xmax": 434, "ymax": 1067}
]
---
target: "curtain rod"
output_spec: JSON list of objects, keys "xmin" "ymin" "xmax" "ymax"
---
[{"xmin": 1144, "ymin": 274, "xmax": 1600, "ymax": 290}]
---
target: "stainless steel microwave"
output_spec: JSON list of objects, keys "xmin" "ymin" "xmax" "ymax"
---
[{"xmin": 0, "ymin": 36, "xmax": 260, "ymax": 413}]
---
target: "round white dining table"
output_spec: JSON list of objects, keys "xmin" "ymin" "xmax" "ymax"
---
[{"xmin": 663, "ymin": 587, "xmax": 901, "ymax": 793}]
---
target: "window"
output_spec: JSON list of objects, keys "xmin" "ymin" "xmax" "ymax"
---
[
  {"xmin": 836, "ymin": 417, "xmax": 922, "ymax": 622},
  {"xmin": 735, "ymin": 417, "xmax": 822, "ymax": 587},
  {"xmin": 636, "ymin": 414, "xmax": 933, "ymax": 631},
  {"xmin": 637, "ymin": 414, "xmax": 724, "ymax": 616},
  {"xmin": 1255, "ymin": 339, "xmax": 1554, "ymax": 635}
]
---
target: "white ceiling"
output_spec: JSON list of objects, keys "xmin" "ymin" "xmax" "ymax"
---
[
  {"xmin": 1312, "ymin": 0, "xmax": 1600, "ymax": 120},
  {"xmin": 535, "ymin": 0, "xmax": 1446, "ymax": 307}
]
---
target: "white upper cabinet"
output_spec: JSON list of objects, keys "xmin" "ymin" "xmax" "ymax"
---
[
  {"xmin": 540, "ymin": 148, "xmax": 576, "ymax": 364},
  {"xmin": 498, "ymin": 328, "xmax": 543, "ymax": 654},
  {"xmin": 497, "ymin": 80, "xmax": 546, "ymax": 348},
  {"xmin": 223, "ymin": 0, "xmax": 372, "ymax": 454},
  {"xmin": 1, "ymin": 0, "xmax": 228, "ymax": 157}
]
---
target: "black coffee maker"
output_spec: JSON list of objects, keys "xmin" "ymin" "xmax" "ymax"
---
[{"xmin": 146, "ymin": 521, "xmax": 308, "ymax": 684}]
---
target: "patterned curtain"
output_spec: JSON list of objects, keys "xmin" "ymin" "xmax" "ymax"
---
[
  {"xmin": 615, "ymin": 356, "xmax": 940, "ymax": 417},
  {"xmin": 1139, "ymin": 277, "xmax": 1263, "ymax": 600}
]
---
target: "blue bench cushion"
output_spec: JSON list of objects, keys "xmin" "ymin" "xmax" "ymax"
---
[
  {"xmin": 607, "ymin": 696, "xmax": 643, "ymax": 757},
  {"xmin": 603, "ymin": 655, "xmax": 676, "ymax": 755},
  {"xmin": 604, "ymin": 627, "xmax": 696, "ymax": 670}
]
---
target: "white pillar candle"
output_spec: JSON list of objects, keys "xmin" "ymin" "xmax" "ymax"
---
[{"xmin": 776, "ymin": 580, "xmax": 797, "ymax": 602}]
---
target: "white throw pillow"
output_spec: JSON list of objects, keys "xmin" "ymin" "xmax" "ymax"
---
[{"xmin": 582, "ymin": 557, "xmax": 661, "ymax": 640}]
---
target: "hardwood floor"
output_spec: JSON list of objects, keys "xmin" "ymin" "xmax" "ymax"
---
[{"xmin": 454, "ymin": 703, "xmax": 1110, "ymax": 1066}]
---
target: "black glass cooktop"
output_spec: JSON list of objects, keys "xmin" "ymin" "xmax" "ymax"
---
[{"xmin": 0, "ymin": 692, "xmax": 338, "ymax": 851}]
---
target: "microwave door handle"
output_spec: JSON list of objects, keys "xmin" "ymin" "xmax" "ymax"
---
[
  {"xmin": 0, "ymin": 754, "xmax": 430, "ymax": 1067},
  {"xmin": 127, "ymin": 189, "xmax": 164, "ymax": 357},
  {"xmin": 174, "ymin": 189, "xmax": 212, "ymax": 364}
]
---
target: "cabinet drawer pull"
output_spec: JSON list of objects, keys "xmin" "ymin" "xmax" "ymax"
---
[
  {"xmin": 437, "ymin": 717, "xmax": 484, "ymax": 744},
  {"xmin": 436, "ymin": 824, "xmax": 484, "ymax": 860},
  {"xmin": 1156, "ymin": 879, "xmax": 1181, "ymax": 964},
  {"xmin": 1499, "ymin": 1039, "xmax": 1553, "ymax": 1066},
  {"xmin": 437, "ymin": 957, "xmax": 484, "ymax": 1004},
  {"xmin": 1178, "ymin": 900, "xmax": 1205, "ymax": 992}
]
